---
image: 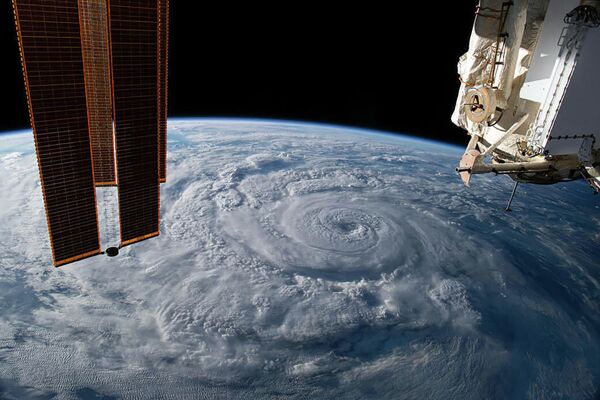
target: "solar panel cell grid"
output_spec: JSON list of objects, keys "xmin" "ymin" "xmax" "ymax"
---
[
  {"xmin": 108, "ymin": 0, "xmax": 160, "ymax": 245},
  {"xmin": 13, "ymin": 0, "xmax": 101, "ymax": 266},
  {"xmin": 79, "ymin": 0, "xmax": 116, "ymax": 185},
  {"xmin": 158, "ymin": 0, "xmax": 168, "ymax": 182}
]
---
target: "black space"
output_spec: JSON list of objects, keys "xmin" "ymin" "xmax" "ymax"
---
[{"xmin": 0, "ymin": 2, "xmax": 477, "ymax": 145}]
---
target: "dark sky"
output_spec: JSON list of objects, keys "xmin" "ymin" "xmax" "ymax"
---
[{"xmin": 0, "ymin": 2, "xmax": 477, "ymax": 145}]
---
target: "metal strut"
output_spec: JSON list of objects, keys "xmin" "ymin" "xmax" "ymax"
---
[{"xmin": 505, "ymin": 181, "xmax": 519, "ymax": 211}]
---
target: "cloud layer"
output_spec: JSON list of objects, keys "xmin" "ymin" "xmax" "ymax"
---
[{"xmin": 0, "ymin": 119, "xmax": 599, "ymax": 399}]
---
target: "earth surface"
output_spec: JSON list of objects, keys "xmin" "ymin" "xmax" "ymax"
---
[{"xmin": 0, "ymin": 119, "xmax": 599, "ymax": 400}]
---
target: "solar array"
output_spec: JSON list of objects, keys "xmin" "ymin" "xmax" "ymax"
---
[
  {"xmin": 109, "ymin": 0, "xmax": 160, "ymax": 245},
  {"xmin": 80, "ymin": 0, "xmax": 116, "ymax": 185},
  {"xmin": 12, "ymin": 0, "xmax": 168, "ymax": 266},
  {"xmin": 13, "ymin": 0, "xmax": 102, "ymax": 266},
  {"xmin": 158, "ymin": 0, "xmax": 168, "ymax": 182}
]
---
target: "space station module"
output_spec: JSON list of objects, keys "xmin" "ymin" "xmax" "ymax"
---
[{"xmin": 453, "ymin": 0, "xmax": 600, "ymax": 192}]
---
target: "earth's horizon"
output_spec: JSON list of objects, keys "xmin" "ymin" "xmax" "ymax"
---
[{"xmin": 1, "ymin": 118, "xmax": 599, "ymax": 399}]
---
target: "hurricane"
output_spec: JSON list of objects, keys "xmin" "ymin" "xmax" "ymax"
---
[{"xmin": 0, "ymin": 119, "xmax": 599, "ymax": 399}]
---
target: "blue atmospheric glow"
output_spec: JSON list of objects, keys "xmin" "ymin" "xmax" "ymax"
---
[{"xmin": 0, "ymin": 117, "xmax": 465, "ymax": 153}]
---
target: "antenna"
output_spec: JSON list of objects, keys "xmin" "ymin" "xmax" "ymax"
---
[{"xmin": 504, "ymin": 181, "xmax": 519, "ymax": 212}]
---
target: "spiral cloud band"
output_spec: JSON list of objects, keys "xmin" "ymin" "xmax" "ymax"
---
[{"xmin": 0, "ymin": 120, "xmax": 598, "ymax": 399}]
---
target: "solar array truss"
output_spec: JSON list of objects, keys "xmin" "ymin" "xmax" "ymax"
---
[
  {"xmin": 13, "ymin": 0, "xmax": 102, "ymax": 266},
  {"xmin": 108, "ymin": 0, "xmax": 160, "ymax": 246}
]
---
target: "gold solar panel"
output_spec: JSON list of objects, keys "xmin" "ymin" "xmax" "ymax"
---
[
  {"xmin": 13, "ymin": 0, "xmax": 101, "ymax": 266},
  {"xmin": 79, "ymin": 0, "xmax": 116, "ymax": 186},
  {"xmin": 158, "ymin": 0, "xmax": 168, "ymax": 183},
  {"xmin": 108, "ymin": 0, "xmax": 160, "ymax": 246}
]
